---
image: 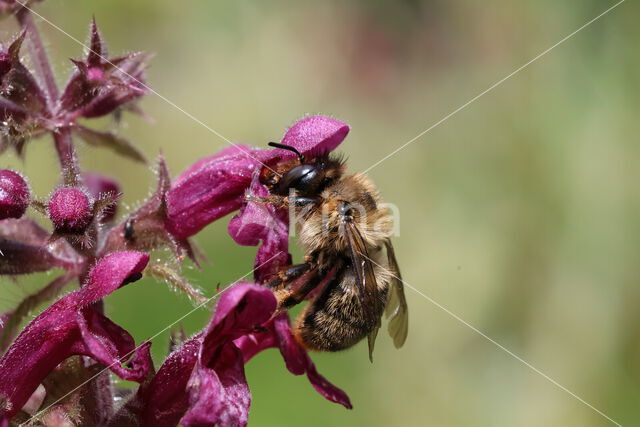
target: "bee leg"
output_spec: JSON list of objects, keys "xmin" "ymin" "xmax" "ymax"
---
[
  {"xmin": 266, "ymin": 262, "xmax": 312, "ymax": 289},
  {"xmin": 245, "ymin": 195, "xmax": 320, "ymax": 208},
  {"xmin": 276, "ymin": 268, "xmax": 325, "ymax": 312},
  {"xmin": 288, "ymin": 196, "xmax": 319, "ymax": 207}
]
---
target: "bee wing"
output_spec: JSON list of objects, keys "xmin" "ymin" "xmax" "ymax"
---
[
  {"xmin": 384, "ymin": 240, "xmax": 408, "ymax": 348},
  {"xmin": 339, "ymin": 219, "xmax": 382, "ymax": 361}
]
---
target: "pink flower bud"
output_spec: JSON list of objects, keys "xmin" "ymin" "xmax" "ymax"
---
[
  {"xmin": 48, "ymin": 187, "xmax": 94, "ymax": 233},
  {"xmin": 0, "ymin": 169, "xmax": 30, "ymax": 220}
]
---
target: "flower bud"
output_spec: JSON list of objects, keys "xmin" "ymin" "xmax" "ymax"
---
[
  {"xmin": 48, "ymin": 187, "xmax": 94, "ymax": 233},
  {"xmin": 0, "ymin": 169, "xmax": 30, "ymax": 220}
]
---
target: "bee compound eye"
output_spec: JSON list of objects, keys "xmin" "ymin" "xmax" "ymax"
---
[{"xmin": 276, "ymin": 164, "xmax": 321, "ymax": 195}]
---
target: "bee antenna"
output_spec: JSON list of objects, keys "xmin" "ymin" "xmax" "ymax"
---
[{"xmin": 268, "ymin": 142, "xmax": 305, "ymax": 163}]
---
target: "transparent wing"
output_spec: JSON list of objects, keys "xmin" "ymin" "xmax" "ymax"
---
[
  {"xmin": 339, "ymin": 219, "xmax": 381, "ymax": 361},
  {"xmin": 384, "ymin": 240, "xmax": 408, "ymax": 348}
]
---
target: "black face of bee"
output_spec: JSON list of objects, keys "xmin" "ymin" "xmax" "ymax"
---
[{"xmin": 274, "ymin": 164, "xmax": 324, "ymax": 196}]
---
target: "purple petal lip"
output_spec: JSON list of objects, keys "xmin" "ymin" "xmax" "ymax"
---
[
  {"xmin": 166, "ymin": 116, "xmax": 349, "ymax": 240},
  {"xmin": 0, "ymin": 169, "xmax": 30, "ymax": 220},
  {"xmin": 0, "ymin": 251, "xmax": 150, "ymax": 419},
  {"xmin": 276, "ymin": 115, "xmax": 350, "ymax": 159}
]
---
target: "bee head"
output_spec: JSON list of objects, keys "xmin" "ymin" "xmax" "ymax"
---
[{"xmin": 263, "ymin": 142, "xmax": 344, "ymax": 196}]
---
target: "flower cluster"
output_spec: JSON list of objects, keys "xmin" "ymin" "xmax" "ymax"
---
[{"xmin": 0, "ymin": 3, "xmax": 352, "ymax": 425}]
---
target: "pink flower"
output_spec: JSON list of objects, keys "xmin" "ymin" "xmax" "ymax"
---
[
  {"xmin": 110, "ymin": 283, "xmax": 350, "ymax": 427},
  {"xmin": 0, "ymin": 251, "xmax": 152, "ymax": 421},
  {"xmin": 60, "ymin": 19, "xmax": 148, "ymax": 121},
  {"xmin": 0, "ymin": 19, "xmax": 148, "ymax": 162},
  {"xmin": 166, "ymin": 116, "xmax": 350, "ymax": 240}
]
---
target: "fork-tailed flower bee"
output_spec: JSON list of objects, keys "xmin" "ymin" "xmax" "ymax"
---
[{"xmin": 252, "ymin": 142, "xmax": 408, "ymax": 361}]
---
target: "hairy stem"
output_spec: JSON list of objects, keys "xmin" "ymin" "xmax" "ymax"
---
[
  {"xmin": 53, "ymin": 128, "xmax": 80, "ymax": 184},
  {"xmin": 16, "ymin": 7, "xmax": 59, "ymax": 105}
]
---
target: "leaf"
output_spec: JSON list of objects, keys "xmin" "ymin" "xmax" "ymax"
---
[{"xmin": 73, "ymin": 125, "xmax": 146, "ymax": 163}]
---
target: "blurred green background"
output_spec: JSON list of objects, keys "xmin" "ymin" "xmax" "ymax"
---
[{"xmin": 2, "ymin": 0, "xmax": 639, "ymax": 425}]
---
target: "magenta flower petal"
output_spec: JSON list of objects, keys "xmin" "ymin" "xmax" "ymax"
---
[
  {"xmin": 228, "ymin": 175, "xmax": 290, "ymax": 283},
  {"xmin": 181, "ymin": 346, "xmax": 250, "ymax": 427},
  {"xmin": 270, "ymin": 115, "xmax": 349, "ymax": 161},
  {"xmin": 0, "ymin": 251, "xmax": 151, "ymax": 420},
  {"xmin": 166, "ymin": 145, "xmax": 260, "ymax": 239}
]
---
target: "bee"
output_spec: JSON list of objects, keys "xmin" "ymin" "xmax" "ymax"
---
[{"xmin": 252, "ymin": 142, "xmax": 408, "ymax": 361}]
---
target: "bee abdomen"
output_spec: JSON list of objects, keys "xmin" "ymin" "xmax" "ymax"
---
[
  {"xmin": 294, "ymin": 303, "xmax": 370, "ymax": 352},
  {"xmin": 293, "ymin": 270, "xmax": 384, "ymax": 352}
]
